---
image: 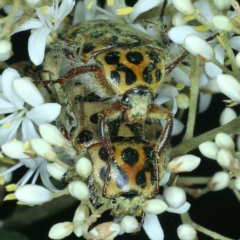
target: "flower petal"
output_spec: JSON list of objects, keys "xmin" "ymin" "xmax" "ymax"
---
[
  {"xmin": 27, "ymin": 103, "xmax": 61, "ymax": 125},
  {"xmin": 0, "ymin": 98, "xmax": 17, "ymax": 114},
  {"xmin": 57, "ymin": 0, "xmax": 76, "ymax": 28},
  {"xmin": 1, "ymin": 68, "xmax": 24, "ymax": 108},
  {"xmin": 13, "ymin": 77, "xmax": 44, "ymax": 107},
  {"xmin": 28, "ymin": 27, "xmax": 51, "ymax": 66},
  {"xmin": 205, "ymin": 44, "xmax": 224, "ymax": 78},
  {"xmin": 168, "ymin": 25, "xmax": 211, "ymax": 44},
  {"xmin": 230, "ymin": 36, "xmax": 240, "ymax": 51},
  {"xmin": 198, "ymin": 92, "xmax": 212, "ymax": 113},
  {"xmin": 0, "ymin": 118, "xmax": 22, "ymax": 146},
  {"xmin": 22, "ymin": 118, "xmax": 40, "ymax": 141},
  {"xmin": 167, "ymin": 201, "xmax": 191, "ymax": 214},
  {"xmin": 143, "ymin": 214, "xmax": 164, "ymax": 240},
  {"xmin": 129, "ymin": 0, "xmax": 161, "ymax": 22},
  {"xmin": 172, "ymin": 118, "xmax": 184, "ymax": 136},
  {"xmin": 40, "ymin": 160, "xmax": 61, "ymax": 192},
  {"xmin": 12, "ymin": 18, "xmax": 44, "ymax": 35}
]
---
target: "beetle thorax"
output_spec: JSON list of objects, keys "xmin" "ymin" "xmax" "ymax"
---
[{"xmin": 122, "ymin": 89, "xmax": 153, "ymax": 123}]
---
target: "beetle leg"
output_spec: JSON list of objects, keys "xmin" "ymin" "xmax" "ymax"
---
[
  {"xmin": 166, "ymin": 51, "xmax": 188, "ymax": 75},
  {"xmin": 147, "ymin": 105, "xmax": 173, "ymax": 197},
  {"xmin": 99, "ymin": 102, "xmax": 122, "ymax": 198}
]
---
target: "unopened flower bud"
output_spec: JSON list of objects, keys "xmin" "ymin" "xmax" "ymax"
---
[
  {"xmin": 163, "ymin": 186, "xmax": 186, "ymax": 208},
  {"xmin": 216, "ymin": 149, "xmax": 234, "ymax": 168},
  {"xmin": 121, "ymin": 216, "xmax": 138, "ymax": 233},
  {"xmin": 89, "ymin": 222, "xmax": 121, "ymax": 240},
  {"xmin": 236, "ymin": 52, "xmax": 240, "ymax": 68},
  {"xmin": 172, "ymin": 0, "xmax": 195, "ymax": 15},
  {"xmin": 235, "ymin": 177, "xmax": 240, "ymax": 191},
  {"xmin": 15, "ymin": 184, "xmax": 52, "ymax": 205},
  {"xmin": 2, "ymin": 140, "xmax": 35, "ymax": 159},
  {"xmin": 220, "ymin": 107, "xmax": 237, "ymax": 125},
  {"xmin": 143, "ymin": 199, "xmax": 168, "ymax": 214},
  {"xmin": 213, "ymin": 0, "xmax": 231, "ymax": 11},
  {"xmin": 49, "ymin": 222, "xmax": 74, "ymax": 239},
  {"xmin": 212, "ymin": 16, "xmax": 234, "ymax": 32},
  {"xmin": 215, "ymin": 133, "xmax": 235, "ymax": 150},
  {"xmin": 39, "ymin": 124, "xmax": 67, "ymax": 147},
  {"xmin": 217, "ymin": 74, "xmax": 240, "ymax": 102},
  {"xmin": 199, "ymin": 141, "xmax": 219, "ymax": 160},
  {"xmin": 209, "ymin": 171, "xmax": 229, "ymax": 191},
  {"xmin": 177, "ymin": 224, "xmax": 197, "ymax": 240},
  {"xmin": 74, "ymin": 225, "xmax": 83, "ymax": 237},
  {"xmin": 31, "ymin": 138, "xmax": 57, "ymax": 161},
  {"xmin": 73, "ymin": 204, "xmax": 89, "ymax": 223},
  {"xmin": 184, "ymin": 34, "xmax": 214, "ymax": 62},
  {"xmin": 68, "ymin": 180, "xmax": 89, "ymax": 201},
  {"xmin": 172, "ymin": 12, "xmax": 187, "ymax": 26},
  {"xmin": 0, "ymin": 40, "xmax": 12, "ymax": 61},
  {"xmin": 13, "ymin": 77, "xmax": 44, "ymax": 107},
  {"xmin": 167, "ymin": 154, "xmax": 200, "ymax": 172},
  {"xmin": 76, "ymin": 157, "xmax": 92, "ymax": 179},
  {"xmin": 47, "ymin": 163, "xmax": 67, "ymax": 180}
]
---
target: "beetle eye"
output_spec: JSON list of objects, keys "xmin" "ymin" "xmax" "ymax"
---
[{"xmin": 122, "ymin": 96, "xmax": 130, "ymax": 106}]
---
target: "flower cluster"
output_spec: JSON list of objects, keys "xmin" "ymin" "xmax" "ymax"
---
[{"xmin": 0, "ymin": 0, "xmax": 240, "ymax": 240}]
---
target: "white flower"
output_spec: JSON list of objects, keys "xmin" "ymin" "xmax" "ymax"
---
[
  {"xmin": 0, "ymin": 68, "xmax": 61, "ymax": 146},
  {"xmin": 143, "ymin": 193, "xmax": 190, "ymax": 240},
  {"xmin": 73, "ymin": 0, "xmax": 162, "ymax": 35},
  {"xmin": 0, "ymin": 68, "xmax": 61, "ymax": 191},
  {"xmin": 13, "ymin": 0, "xmax": 75, "ymax": 65}
]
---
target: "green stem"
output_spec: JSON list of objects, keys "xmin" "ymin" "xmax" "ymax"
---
[
  {"xmin": 182, "ymin": 57, "xmax": 201, "ymax": 142},
  {"xmin": 170, "ymin": 115, "xmax": 240, "ymax": 158}
]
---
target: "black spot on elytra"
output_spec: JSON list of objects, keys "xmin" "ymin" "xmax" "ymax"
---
[
  {"xmin": 116, "ymin": 166, "xmax": 129, "ymax": 189},
  {"xmin": 100, "ymin": 166, "xmax": 107, "ymax": 181},
  {"xmin": 105, "ymin": 52, "xmax": 120, "ymax": 65},
  {"xmin": 155, "ymin": 68, "xmax": 162, "ymax": 81},
  {"xmin": 117, "ymin": 64, "xmax": 136, "ymax": 85},
  {"xmin": 108, "ymin": 119, "xmax": 121, "ymax": 140},
  {"xmin": 147, "ymin": 50, "xmax": 161, "ymax": 63},
  {"xmin": 143, "ymin": 146, "xmax": 155, "ymax": 184},
  {"xmin": 110, "ymin": 70, "xmax": 120, "ymax": 84},
  {"xmin": 121, "ymin": 148, "xmax": 139, "ymax": 166},
  {"xmin": 90, "ymin": 113, "xmax": 98, "ymax": 124},
  {"xmin": 77, "ymin": 130, "xmax": 93, "ymax": 143},
  {"xmin": 143, "ymin": 62, "xmax": 155, "ymax": 84},
  {"xmin": 73, "ymin": 95, "xmax": 83, "ymax": 104},
  {"xmin": 84, "ymin": 92, "xmax": 102, "ymax": 102},
  {"xmin": 125, "ymin": 124, "xmax": 141, "ymax": 138},
  {"xmin": 82, "ymin": 42, "xmax": 95, "ymax": 53},
  {"xmin": 126, "ymin": 51, "xmax": 143, "ymax": 65},
  {"xmin": 136, "ymin": 169, "xmax": 147, "ymax": 188},
  {"xmin": 99, "ymin": 147, "xmax": 109, "ymax": 162},
  {"xmin": 90, "ymin": 31, "xmax": 104, "ymax": 38},
  {"xmin": 143, "ymin": 146, "xmax": 154, "ymax": 163}
]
